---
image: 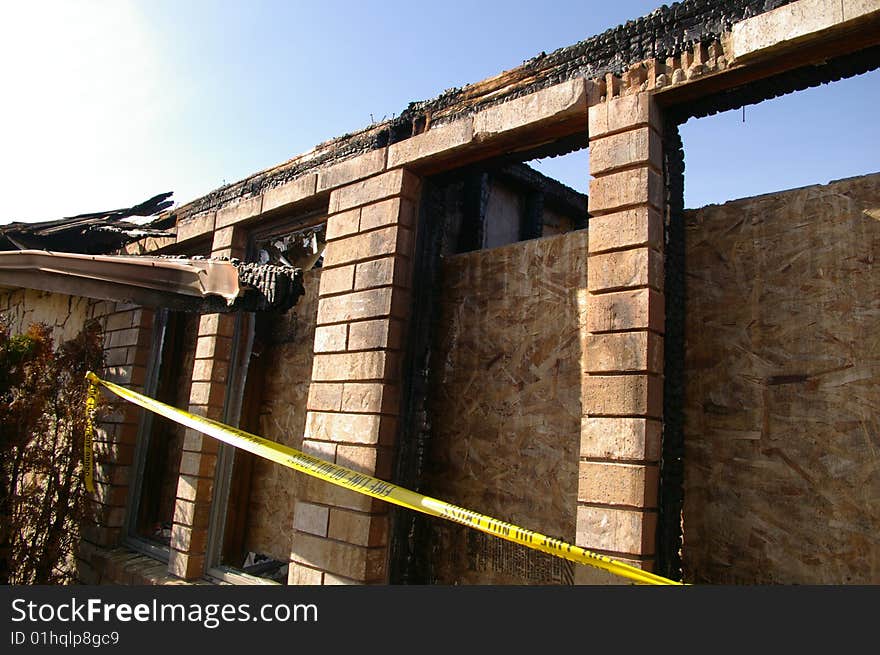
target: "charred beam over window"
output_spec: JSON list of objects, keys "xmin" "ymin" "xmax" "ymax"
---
[{"xmin": 665, "ymin": 44, "xmax": 880, "ymax": 124}]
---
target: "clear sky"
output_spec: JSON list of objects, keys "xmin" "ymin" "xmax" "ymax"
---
[{"xmin": 1, "ymin": 0, "xmax": 877, "ymax": 224}]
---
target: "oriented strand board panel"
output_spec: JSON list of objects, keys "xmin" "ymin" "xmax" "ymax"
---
[
  {"xmin": 683, "ymin": 173, "xmax": 880, "ymax": 584},
  {"xmin": 241, "ymin": 269, "xmax": 320, "ymax": 564},
  {"xmin": 425, "ymin": 230, "xmax": 588, "ymax": 584}
]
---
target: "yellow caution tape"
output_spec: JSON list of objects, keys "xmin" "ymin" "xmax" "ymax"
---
[
  {"xmin": 83, "ymin": 378, "xmax": 99, "ymax": 493},
  {"xmin": 85, "ymin": 371, "xmax": 682, "ymax": 586}
]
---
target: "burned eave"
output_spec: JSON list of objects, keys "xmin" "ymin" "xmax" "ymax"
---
[{"xmin": 0, "ymin": 250, "xmax": 304, "ymax": 314}]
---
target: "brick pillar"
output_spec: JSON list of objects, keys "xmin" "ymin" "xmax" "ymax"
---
[
  {"xmin": 168, "ymin": 226, "xmax": 246, "ymax": 579},
  {"xmin": 82, "ymin": 302, "xmax": 153, "ymax": 549},
  {"xmin": 577, "ymin": 91, "xmax": 664, "ymax": 582},
  {"xmin": 289, "ymin": 168, "xmax": 420, "ymax": 585}
]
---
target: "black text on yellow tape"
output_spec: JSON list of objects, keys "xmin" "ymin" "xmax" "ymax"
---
[
  {"xmin": 83, "ymin": 379, "xmax": 99, "ymax": 493},
  {"xmin": 85, "ymin": 372, "xmax": 682, "ymax": 586}
]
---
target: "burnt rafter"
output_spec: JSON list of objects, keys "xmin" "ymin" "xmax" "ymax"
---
[{"xmin": 0, "ymin": 192, "xmax": 176, "ymax": 254}]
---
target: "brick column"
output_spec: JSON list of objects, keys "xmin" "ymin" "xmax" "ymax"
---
[
  {"xmin": 81, "ymin": 303, "xmax": 152, "ymax": 549},
  {"xmin": 168, "ymin": 226, "xmax": 246, "ymax": 579},
  {"xmin": 289, "ymin": 168, "xmax": 420, "ymax": 585},
  {"xmin": 577, "ymin": 90, "xmax": 664, "ymax": 581}
]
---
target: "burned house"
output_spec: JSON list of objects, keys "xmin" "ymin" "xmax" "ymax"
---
[{"xmin": 1, "ymin": 0, "xmax": 878, "ymax": 585}]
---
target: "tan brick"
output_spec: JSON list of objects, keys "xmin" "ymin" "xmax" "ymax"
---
[
  {"xmin": 316, "ymin": 287, "xmax": 396, "ymax": 324},
  {"xmin": 583, "ymin": 374, "xmax": 662, "ymax": 418},
  {"xmin": 731, "ymin": 0, "xmax": 845, "ymax": 62},
  {"xmin": 300, "ymin": 475, "xmax": 383, "ymax": 512},
  {"xmin": 347, "ymin": 318, "xmax": 404, "ymax": 351},
  {"xmin": 328, "ymin": 509, "xmax": 388, "ymax": 547},
  {"xmin": 359, "ymin": 197, "xmax": 416, "ymax": 232},
  {"xmin": 262, "ymin": 174, "xmax": 317, "ymax": 214},
  {"xmin": 304, "ymin": 412, "xmax": 397, "ymax": 445},
  {"xmin": 335, "ymin": 444, "xmax": 394, "ymax": 478},
  {"xmin": 194, "ymin": 334, "xmax": 233, "ymax": 360},
  {"xmin": 176, "ymin": 211, "xmax": 215, "ymax": 244},
  {"xmin": 317, "ymin": 149, "xmax": 387, "ymax": 192},
  {"xmin": 573, "ymin": 555, "xmax": 653, "ymax": 585},
  {"xmin": 288, "ymin": 562, "xmax": 324, "ymax": 585},
  {"xmin": 215, "ymin": 195, "xmax": 263, "ymax": 228},
  {"xmin": 589, "ymin": 127, "xmax": 662, "ymax": 176},
  {"xmin": 191, "ymin": 358, "xmax": 229, "ymax": 384},
  {"xmin": 323, "ymin": 573, "xmax": 359, "ymax": 585},
  {"xmin": 576, "ymin": 505, "xmax": 657, "ymax": 555},
  {"xmin": 179, "ymin": 451, "xmax": 217, "ymax": 477},
  {"xmin": 341, "ymin": 383, "xmax": 397, "ymax": 414},
  {"xmin": 587, "ymin": 248, "xmax": 663, "ymax": 293},
  {"xmin": 321, "ymin": 226, "xmax": 413, "ymax": 268},
  {"xmin": 329, "ymin": 169, "xmax": 421, "ymax": 214},
  {"xmin": 175, "ymin": 475, "xmax": 214, "ymax": 503},
  {"xmin": 583, "ymin": 288, "xmax": 665, "ymax": 333},
  {"xmin": 168, "ymin": 550, "xmax": 206, "ymax": 580},
  {"xmin": 325, "ymin": 208, "xmax": 361, "ymax": 241},
  {"xmin": 301, "ymin": 439, "xmax": 337, "ymax": 461},
  {"xmin": 473, "ymin": 78, "xmax": 587, "ymax": 139},
  {"xmin": 314, "ymin": 324, "xmax": 348, "ymax": 353},
  {"xmin": 588, "ymin": 167, "xmax": 663, "ymax": 215},
  {"xmin": 173, "ymin": 498, "xmax": 211, "ymax": 528},
  {"xmin": 290, "ymin": 532, "xmax": 387, "ymax": 582},
  {"xmin": 183, "ymin": 428, "xmax": 222, "ymax": 454},
  {"xmin": 387, "ymin": 119, "xmax": 473, "ymax": 168},
  {"xmin": 583, "ymin": 331, "xmax": 663, "ymax": 373},
  {"xmin": 189, "ymin": 381, "xmax": 226, "ymax": 407},
  {"xmin": 843, "ymin": 0, "xmax": 880, "ymax": 22},
  {"xmin": 103, "ymin": 347, "xmax": 131, "ymax": 367},
  {"xmin": 354, "ymin": 256, "xmax": 410, "ymax": 290},
  {"xmin": 588, "ymin": 207, "xmax": 663, "ymax": 254},
  {"xmin": 106, "ymin": 328, "xmax": 140, "ymax": 348},
  {"xmin": 307, "ymin": 383, "xmax": 344, "ymax": 412},
  {"xmin": 578, "ymin": 461, "xmax": 659, "ymax": 507},
  {"xmin": 93, "ymin": 481, "xmax": 129, "ymax": 508},
  {"xmin": 198, "ymin": 313, "xmax": 236, "ymax": 338},
  {"xmin": 312, "ymin": 351, "xmax": 398, "ymax": 382},
  {"xmin": 588, "ymin": 92, "xmax": 661, "ymax": 138},
  {"xmin": 211, "ymin": 226, "xmax": 244, "ymax": 251},
  {"xmin": 170, "ymin": 524, "xmax": 208, "ymax": 553},
  {"xmin": 293, "ymin": 501, "xmax": 330, "ymax": 537},
  {"xmin": 104, "ymin": 311, "xmax": 136, "ymax": 332},
  {"xmin": 580, "ymin": 417, "xmax": 662, "ymax": 461},
  {"xmin": 318, "ymin": 265, "xmax": 355, "ymax": 295}
]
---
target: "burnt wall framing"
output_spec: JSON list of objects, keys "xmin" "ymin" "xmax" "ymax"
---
[
  {"xmin": 388, "ymin": 178, "xmax": 451, "ymax": 584},
  {"xmin": 655, "ymin": 46, "xmax": 880, "ymax": 581}
]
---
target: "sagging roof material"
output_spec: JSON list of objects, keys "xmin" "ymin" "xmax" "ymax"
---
[
  {"xmin": 0, "ymin": 250, "xmax": 303, "ymax": 313},
  {"xmin": 0, "ymin": 193, "xmax": 176, "ymax": 254}
]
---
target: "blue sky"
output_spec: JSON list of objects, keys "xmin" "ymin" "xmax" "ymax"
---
[{"xmin": 1, "ymin": 0, "xmax": 877, "ymax": 223}]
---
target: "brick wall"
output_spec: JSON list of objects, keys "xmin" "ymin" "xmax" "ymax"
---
[{"xmin": 77, "ymin": 300, "xmax": 155, "ymax": 583}]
